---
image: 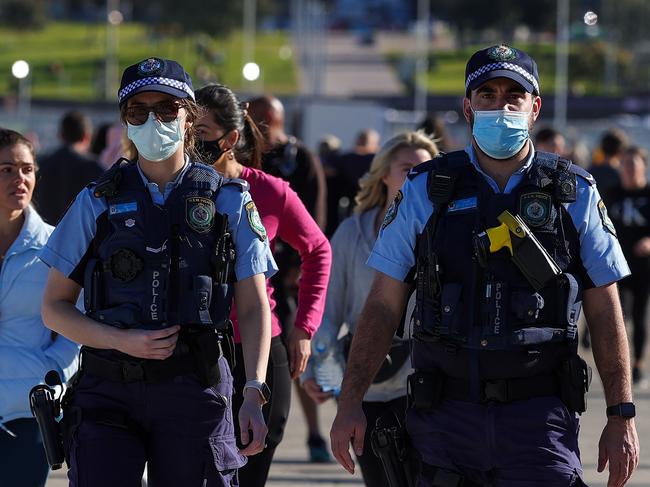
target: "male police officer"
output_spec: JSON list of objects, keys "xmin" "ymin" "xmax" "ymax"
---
[{"xmin": 331, "ymin": 45, "xmax": 639, "ymax": 487}]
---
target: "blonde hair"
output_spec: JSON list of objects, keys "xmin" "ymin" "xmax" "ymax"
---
[{"xmin": 355, "ymin": 131, "xmax": 439, "ymax": 213}]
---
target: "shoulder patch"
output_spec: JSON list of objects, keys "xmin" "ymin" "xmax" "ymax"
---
[
  {"xmin": 381, "ymin": 190, "xmax": 403, "ymax": 230},
  {"xmin": 245, "ymin": 201, "xmax": 266, "ymax": 241},
  {"xmin": 598, "ymin": 199, "xmax": 617, "ymax": 237},
  {"xmin": 568, "ymin": 165, "xmax": 595, "ymax": 186},
  {"xmin": 223, "ymin": 177, "xmax": 250, "ymax": 192}
]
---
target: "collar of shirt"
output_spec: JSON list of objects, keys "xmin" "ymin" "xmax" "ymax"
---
[
  {"xmin": 465, "ymin": 143, "xmax": 536, "ymax": 194},
  {"xmin": 136, "ymin": 157, "xmax": 191, "ymax": 205}
]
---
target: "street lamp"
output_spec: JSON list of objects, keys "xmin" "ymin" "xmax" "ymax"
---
[
  {"xmin": 11, "ymin": 60, "xmax": 31, "ymax": 123},
  {"xmin": 242, "ymin": 62, "xmax": 261, "ymax": 81}
]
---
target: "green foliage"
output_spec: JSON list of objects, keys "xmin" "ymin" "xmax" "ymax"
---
[
  {"xmin": 151, "ymin": 0, "xmax": 273, "ymax": 36},
  {"xmin": 0, "ymin": 22, "xmax": 297, "ymax": 101}
]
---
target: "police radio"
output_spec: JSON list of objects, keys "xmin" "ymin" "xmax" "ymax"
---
[{"xmin": 29, "ymin": 370, "xmax": 65, "ymax": 469}]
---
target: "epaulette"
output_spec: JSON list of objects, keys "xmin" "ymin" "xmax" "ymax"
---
[
  {"xmin": 92, "ymin": 158, "xmax": 132, "ymax": 198},
  {"xmin": 568, "ymin": 164, "xmax": 595, "ymax": 186},
  {"xmin": 222, "ymin": 177, "xmax": 250, "ymax": 192}
]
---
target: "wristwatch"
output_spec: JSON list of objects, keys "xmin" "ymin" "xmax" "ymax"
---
[
  {"xmin": 606, "ymin": 402, "xmax": 636, "ymax": 418},
  {"xmin": 243, "ymin": 380, "xmax": 271, "ymax": 405}
]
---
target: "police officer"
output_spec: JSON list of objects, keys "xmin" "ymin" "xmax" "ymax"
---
[
  {"xmin": 40, "ymin": 58, "xmax": 275, "ymax": 487},
  {"xmin": 331, "ymin": 45, "xmax": 639, "ymax": 487}
]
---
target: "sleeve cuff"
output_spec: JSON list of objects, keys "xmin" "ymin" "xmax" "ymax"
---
[
  {"xmin": 39, "ymin": 246, "xmax": 76, "ymax": 277},
  {"xmin": 366, "ymin": 252, "xmax": 411, "ymax": 282},
  {"xmin": 588, "ymin": 261, "xmax": 632, "ymax": 288}
]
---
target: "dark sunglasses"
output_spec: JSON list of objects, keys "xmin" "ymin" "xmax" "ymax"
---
[{"xmin": 125, "ymin": 100, "xmax": 183, "ymax": 126}]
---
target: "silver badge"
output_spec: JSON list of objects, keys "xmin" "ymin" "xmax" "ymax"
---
[{"xmin": 125, "ymin": 218, "xmax": 136, "ymax": 228}]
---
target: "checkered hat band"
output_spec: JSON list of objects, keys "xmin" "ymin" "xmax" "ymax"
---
[
  {"xmin": 118, "ymin": 77, "xmax": 194, "ymax": 102},
  {"xmin": 466, "ymin": 62, "xmax": 539, "ymax": 93}
]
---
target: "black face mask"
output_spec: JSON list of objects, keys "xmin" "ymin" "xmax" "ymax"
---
[{"xmin": 197, "ymin": 134, "xmax": 227, "ymax": 164}]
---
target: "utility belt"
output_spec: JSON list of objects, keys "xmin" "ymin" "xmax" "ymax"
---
[
  {"xmin": 408, "ymin": 355, "xmax": 591, "ymax": 413},
  {"xmin": 80, "ymin": 325, "xmax": 226, "ymax": 387}
]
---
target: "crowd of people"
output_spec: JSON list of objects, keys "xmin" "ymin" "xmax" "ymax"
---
[{"xmin": 0, "ymin": 45, "xmax": 644, "ymax": 487}]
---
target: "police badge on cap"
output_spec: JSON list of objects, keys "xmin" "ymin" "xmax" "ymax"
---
[
  {"xmin": 137, "ymin": 58, "xmax": 165, "ymax": 76},
  {"xmin": 186, "ymin": 197, "xmax": 215, "ymax": 234}
]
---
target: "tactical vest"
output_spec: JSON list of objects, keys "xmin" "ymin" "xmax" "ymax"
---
[
  {"xmin": 84, "ymin": 160, "xmax": 236, "ymax": 331},
  {"xmin": 411, "ymin": 150, "xmax": 593, "ymax": 380}
]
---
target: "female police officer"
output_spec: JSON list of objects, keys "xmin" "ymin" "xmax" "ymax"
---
[{"xmin": 39, "ymin": 58, "xmax": 275, "ymax": 487}]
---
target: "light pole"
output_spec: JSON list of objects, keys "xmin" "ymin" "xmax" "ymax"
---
[
  {"xmin": 242, "ymin": 0, "xmax": 257, "ymax": 90},
  {"xmin": 11, "ymin": 60, "xmax": 31, "ymax": 123},
  {"xmin": 414, "ymin": 0, "xmax": 431, "ymax": 116},
  {"xmin": 554, "ymin": 0, "xmax": 569, "ymax": 132},
  {"xmin": 105, "ymin": 0, "xmax": 123, "ymax": 101}
]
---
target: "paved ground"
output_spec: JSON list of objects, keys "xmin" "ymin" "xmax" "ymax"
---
[{"xmin": 44, "ymin": 341, "xmax": 649, "ymax": 486}]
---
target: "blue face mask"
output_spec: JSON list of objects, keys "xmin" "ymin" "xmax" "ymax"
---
[
  {"xmin": 471, "ymin": 108, "xmax": 530, "ymax": 160},
  {"xmin": 127, "ymin": 113, "xmax": 184, "ymax": 162}
]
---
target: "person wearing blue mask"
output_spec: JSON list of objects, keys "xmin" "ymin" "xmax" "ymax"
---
[
  {"xmin": 331, "ymin": 45, "xmax": 639, "ymax": 486},
  {"xmin": 39, "ymin": 57, "xmax": 276, "ymax": 487}
]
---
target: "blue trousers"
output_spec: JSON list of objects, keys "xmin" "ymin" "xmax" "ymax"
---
[
  {"xmin": 65, "ymin": 357, "xmax": 244, "ymax": 487},
  {"xmin": 0, "ymin": 418, "xmax": 50, "ymax": 487},
  {"xmin": 407, "ymin": 396, "xmax": 586, "ymax": 487}
]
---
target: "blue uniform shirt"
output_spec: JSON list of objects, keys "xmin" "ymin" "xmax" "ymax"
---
[
  {"xmin": 367, "ymin": 144, "xmax": 630, "ymax": 287},
  {"xmin": 40, "ymin": 160, "xmax": 277, "ymax": 283}
]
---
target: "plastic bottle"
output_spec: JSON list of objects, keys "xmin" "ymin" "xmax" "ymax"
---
[{"xmin": 311, "ymin": 336, "xmax": 344, "ymax": 397}]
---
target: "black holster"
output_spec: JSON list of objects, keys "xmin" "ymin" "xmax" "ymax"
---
[
  {"xmin": 29, "ymin": 385, "xmax": 65, "ymax": 470},
  {"xmin": 557, "ymin": 355, "xmax": 592, "ymax": 414},
  {"xmin": 183, "ymin": 327, "xmax": 223, "ymax": 387},
  {"xmin": 371, "ymin": 411, "xmax": 416, "ymax": 487}
]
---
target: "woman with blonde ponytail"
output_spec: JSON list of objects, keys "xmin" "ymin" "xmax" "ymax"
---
[{"xmin": 302, "ymin": 131, "xmax": 438, "ymax": 486}]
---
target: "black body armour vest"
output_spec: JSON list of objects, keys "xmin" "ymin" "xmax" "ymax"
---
[
  {"xmin": 411, "ymin": 151, "xmax": 592, "ymax": 381},
  {"xmin": 84, "ymin": 160, "xmax": 235, "ymax": 331}
]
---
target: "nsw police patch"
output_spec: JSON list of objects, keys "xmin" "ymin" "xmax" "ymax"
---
[
  {"xmin": 519, "ymin": 192, "xmax": 552, "ymax": 227},
  {"xmin": 487, "ymin": 45, "xmax": 517, "ymax": 61},
  {"xmin": 598, "ymin": 199, "xmax": 617, "ymax": 237},
  {"xmin": 245, "ymin": 201, "xmax": 267, "ymax": 241},
  {"xmin": 382, "ymin": 190, "xmax": 403, "ymax": 230},
  {"xmin": 185, "ymin": 197, "xmax": 215, "ymax": 234},
  {"xmin": 137, "ymin": 58, "xmax": 165, "ymax": 76}
]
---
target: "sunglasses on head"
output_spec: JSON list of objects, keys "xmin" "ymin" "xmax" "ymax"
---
[{"xmin": 125, "ymin": 100, "xmax": 183, "ymax": 126}]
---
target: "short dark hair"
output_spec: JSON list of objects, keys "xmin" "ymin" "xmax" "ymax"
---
[
  {"xmin": 60, "ymin": 110, "xmax": 92, "ymax": 145},
  {"xmin": 535, "ymin": 126, "xmax": 560, "ymax": 144},
  {"xmin": 600, "ymin": 128, "xmax": 629, "ymax": 157}
]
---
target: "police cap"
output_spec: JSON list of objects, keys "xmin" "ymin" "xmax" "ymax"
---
[
  {"xmin": 465, "ymin": 45, "xmax": 540, "ymax": 96},
  {"xmin": 118, "ymin": 57, "xmax": 194, "ymax": 106}
]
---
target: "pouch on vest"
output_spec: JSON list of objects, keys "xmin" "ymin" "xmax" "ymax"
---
[
  {"xmin": 183, "ymin": 327, "xmax": 223, "ymax": 387},
  {"xmin": 407, "ymin": 370, "xmax": 444, "ymax": 411},
  {"xmin": 557, "ymin": 354, "xmax": 592, "ymax": 413},
  {"xmin": 192, "ymin": 275, "xmax": 213, "ymax": 326},
  {"xmin": 89, "ymin": 304, "xmax": 140, "ymax": 328},
  {"xmin": 439, "ymin": 283, "xmax": 464, "ymax": 337}
]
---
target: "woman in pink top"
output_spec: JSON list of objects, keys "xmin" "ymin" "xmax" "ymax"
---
[{"xmin": 195, "ymin": 84, "xmax": 332, "ymax": 486}]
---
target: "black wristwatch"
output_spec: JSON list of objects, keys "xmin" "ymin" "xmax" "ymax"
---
[
  {"xmin": 243, "ymin": 380, "xmax": 271, "ymax": 405},
  {"xmin": 606, "ymin": 402, "xmax": 636, "ymax": 418}
]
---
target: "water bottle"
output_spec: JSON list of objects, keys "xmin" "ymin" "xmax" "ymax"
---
[{"xmin": 311, "ymin": 336, "xmax": 344, "ymax": 397}]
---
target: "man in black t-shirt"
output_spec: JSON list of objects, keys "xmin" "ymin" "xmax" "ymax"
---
[
  {"xmin": 34, "ymin": 111, "xmax": 104, "ymax": 224},
  {"xmin": 609, "ymin": 146, "xmax": 650, "ymax": 386}
]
